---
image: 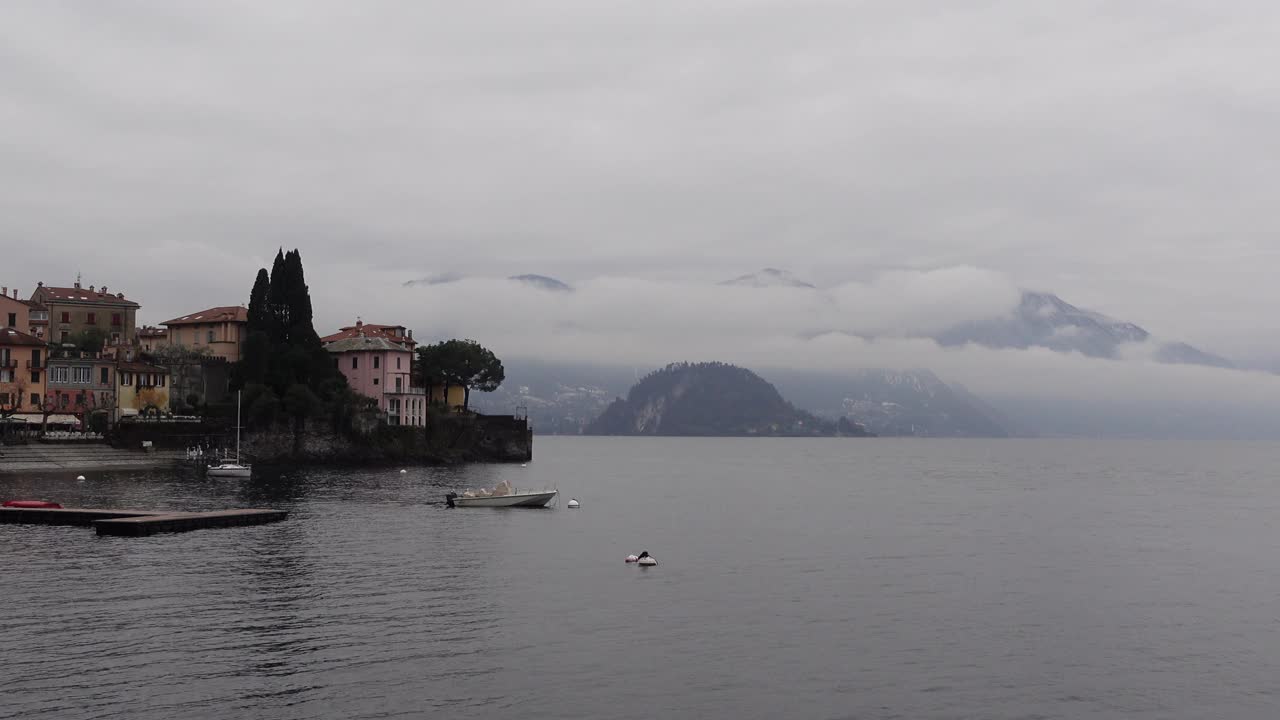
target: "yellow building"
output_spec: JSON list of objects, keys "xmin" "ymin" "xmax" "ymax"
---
[
  {"xmin": 428, "ymin": 385, "xmax": 467, "ymax": 411},
  {"xmin": 116, "ymin": 360, "xmax": 170, "ymax": 417},
  {"xmin": 160, "ymin": 306, "xmax": 248, "ymax": 363}
]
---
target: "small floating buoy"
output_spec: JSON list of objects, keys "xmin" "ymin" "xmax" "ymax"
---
[
  {"xmin": 400, "ymin": 469, "xmax": 407, "ymax": 474},
  {"xmin": 625, "ymin": 554, "xmax": 639, "ymax": 563},
  {"xmin": 521, "ymin": 463, "xmax": 528, "ymax": 468},
  {"xmin": 567, "ymin": 499, "xmax": 580, "ymax": 509},
  {"xmin": 76, "ymin": 475, "xmax": 86, "ymax": 481},
  {"xmin": 638, "ymin": 556, "xmax": 657, "ymax": 567}
]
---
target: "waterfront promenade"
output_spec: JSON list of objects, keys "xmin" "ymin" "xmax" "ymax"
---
[{"xmin": 0, "ymin": 442, "xmax": 185, "ymax": 473}]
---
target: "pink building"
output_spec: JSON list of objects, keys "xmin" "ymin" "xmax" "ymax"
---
[{"xmin": 325, "ymin": 334, "xmax": 426, "ymax": 426}]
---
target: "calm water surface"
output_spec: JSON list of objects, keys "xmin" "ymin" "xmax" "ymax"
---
[{"xmin": 4, "ymin": 438, "xmax": 1280, "ymax": 719}]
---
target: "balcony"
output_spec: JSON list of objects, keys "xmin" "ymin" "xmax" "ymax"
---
[
  {"xmin": 27, "ymin": 359, "xmax": 44, "ymax": 370},
  {"xmin": 50, "ymin": 348, "xmax": 104, "ymax": 360},
  {"xmin": 0, "ymin": 358, "xmax": 16, "ymax": 369}
]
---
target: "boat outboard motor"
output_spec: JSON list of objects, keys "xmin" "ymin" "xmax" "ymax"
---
[{"xmin": 445, "ymin": 492, "xmax": 458, "ymax": 508}]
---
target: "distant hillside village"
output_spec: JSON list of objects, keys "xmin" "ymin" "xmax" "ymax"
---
[{"xmin": 0, "ymin": 275, "xmax": 469, "ymax": 435}]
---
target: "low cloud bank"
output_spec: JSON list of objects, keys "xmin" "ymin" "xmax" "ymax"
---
[{"xmin": 314, "ymin": 266, "xmax": 1280, "ymax": 437}]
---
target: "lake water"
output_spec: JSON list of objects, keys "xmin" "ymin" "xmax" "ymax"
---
[{"xmin": 3, "ymin": 438, "xmax": 1280, "ymax": 719}]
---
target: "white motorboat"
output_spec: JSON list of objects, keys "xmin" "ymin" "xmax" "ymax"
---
[
  {"xmin": 446, "ymin": 479, "xmax": 557, "ymax": 508},
  {"xmin": 208, "ymin": 391, "xmax": 251, "ymax": 478},
  {"xmin": 447, "ymin": 489, "xmax": 558, "ymax": 508}
]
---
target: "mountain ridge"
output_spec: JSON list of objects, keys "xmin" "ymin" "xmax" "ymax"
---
[{"xmin": 583, "ymin": 362, "xmax": 869, "ymax": 437}]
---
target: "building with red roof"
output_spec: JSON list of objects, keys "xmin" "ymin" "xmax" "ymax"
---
[
  {"xmin": 0, "ymin": 327, "xmax": 47, "ymax": 414},
  {"xmin": 160, "ymin": 305, "xmax": 248, "ymax": 362},
  {"xmin": 320, "ymin": 320, "xmax": 416, "ymax": 350},
  {"xmin": 30, "ymin": 279, "xmax": 140, "ymax": 348}
]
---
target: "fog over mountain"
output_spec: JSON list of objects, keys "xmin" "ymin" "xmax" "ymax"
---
[{"xmin": 385, "ymin": 267, "xmax": 1280, "ymax": 439}]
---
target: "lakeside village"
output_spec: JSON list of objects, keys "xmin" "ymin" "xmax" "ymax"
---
[{"xmin": 0, "ymin": 251, "xmax": 529, "ymax": 465}]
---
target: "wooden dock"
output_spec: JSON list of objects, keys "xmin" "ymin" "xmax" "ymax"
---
[
  {"xmin": 0, "ymin": 506, "xmax": 287, "ymax": 536},
  {"xmin": 94, "ymin": 509, "xmax": 288, "ymax": 536}
]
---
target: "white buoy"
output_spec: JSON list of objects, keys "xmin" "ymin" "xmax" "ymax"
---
[
  {"xmin": 76, "ymin": 475, "xmax": 86, "ymax": 481},
  {"xmin": 638, "ymin": 556, "xmax": 658, "ymax": 566},
  {"xmin": 625, "ymin": 554, "xmax": 639, "ymax": 563},
  {"xmin": 567, "ymin": 499, "xmax": 580, "ymax": 509},
  {"xmin": 521, "ymin": 463, "xmax": 528, "ymax": 468},
  {"xmin": 400, "ymin": 469, "xmax": 408, "ymax": 474}
]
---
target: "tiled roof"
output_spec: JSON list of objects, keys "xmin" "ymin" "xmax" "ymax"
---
[
  {"xmin": 0, "ymin": 327, "xmax": 46, "ymax": 347},
  {"xmin": 38, "ymin": 286, "xmax": 140, "ymax": 308},
  {"xmin": 321, "ymin": 323, "xmax": 415, "ymax": 345},
  {"xmin": 162, "ymin": 305, "xmax": 248, "ymax": 326},
  {"xmin": 324, "ymin": 336, "xmax": 408, "ymax": 353}
]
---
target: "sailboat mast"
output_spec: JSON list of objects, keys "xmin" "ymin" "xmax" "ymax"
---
[{"xmin": 235, "ymin": 390, "xmax": 242, "ymax": 462}]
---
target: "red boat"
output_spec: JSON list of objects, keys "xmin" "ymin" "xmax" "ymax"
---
[{"xmin": 2, "ymin": 500, "xmax": 63, "ymax": 509}]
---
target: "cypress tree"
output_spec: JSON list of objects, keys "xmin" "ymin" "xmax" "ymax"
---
[
  {"xmin": 283, "ymin": 250, "xmax": 319, "ymax": 347},
  {"xmin": 267, "ymin": 248, "xmax": 289, "ymax": 344},
  {"xmin": 235, "ymin": 248, "xmax": 347, "ymax": 415},
  {"xmin": 247, "ymin": 268, "xmax": 270, "ymax": 332}
]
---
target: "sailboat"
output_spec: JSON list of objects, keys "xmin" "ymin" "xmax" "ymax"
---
[{"xmin": 207, "ymin": 391, "xmax": 251, "ymax": 478}]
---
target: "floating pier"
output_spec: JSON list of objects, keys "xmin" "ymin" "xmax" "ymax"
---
[{"xmin": 0, "ymin": 506, "xmax": 287, "ymax": 536}]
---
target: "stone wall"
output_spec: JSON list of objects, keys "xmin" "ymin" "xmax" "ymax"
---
[
  {"xmin": 242, "ymin": 413, "xmax": 531, "ymax": 466},
  {"xmin": 110, "ymin": 418, "xmax": 231, "ymax": 450}
]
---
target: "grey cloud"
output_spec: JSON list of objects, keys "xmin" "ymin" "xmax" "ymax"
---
[{"xmin": 3, "ymin": 1, "xmax": 1280, "ymax": 367}]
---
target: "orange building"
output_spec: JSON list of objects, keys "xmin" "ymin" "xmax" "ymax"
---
[
  {"xmin": 1, "ymin": 286, "xmax": 30, "ymax": 333},
  {"xmin": 0, "ymin": 327, "xmax": 48, "ymax": 414}
]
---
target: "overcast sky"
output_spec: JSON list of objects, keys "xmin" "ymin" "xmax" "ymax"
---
[{"xmin": 4, "ymin": 1, "xmax": 1280, "ymax": 374}]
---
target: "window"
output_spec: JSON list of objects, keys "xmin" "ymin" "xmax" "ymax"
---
[
  {"xmin": 110, "ymin": 332, "xmax": 120, "ymax": 345},
  {"xmin": 61, "ymin": 311, "xmax": 70, "ymax": 323},
  {"xmin": 352, "ymin": 357, "xmax": 358, "ymax": 370},
  {"xmin": 208, "ymin": 330, "xmax": 215, "ymax": 343},
  {"xmin": 52, "ymin": 366, "xmax": 69, "ymax": 383},
  {"xmin": 0, "ymin": 372, "xmax": 9, "ymax": 384},
  {"xmin": 373, "ymin": 377, "xmax": 379, "ymax": 386},
  {"xmin": 159, "ymin": 374, "xmax": 165, "ymax": 387},
  {"xmin": 59, "ymin": 394, "xmax": 68, "ymax": 408},
  {"xmin": 31, "ymin": 349, "xmax": 41, "ymax": 367},
  {"xmin": 72, "ymin": 366, "xmax": 91, "ymax": 384},
  {"xmin": 60, "ymin": 330, "xmax": 69, "ymax": 342},
  {"xmin": 100, "ymin": 367, "xmax": 109, "ymax": 384},
  {"xmin": 396, "ymin": 356, "xmax": 402, "ymax": 369},
  {"xmin": 374, "ymin": 356, "xmax": 380, "ymax": 369},
  {"xmin": 5, "ymin": 312, "xmax": 14, "ymax": 327},
  {"xmin": 87, "ymin": 312, "xmax": 96, "ymax": 325},
  {"xmin": 192, "ymin": 329, "xmax": 199, "ymax": 344},
  {"xmin": 0, "ymin": 392, "xmax": 10, "ymax": 406},
  {"xmin": 112, "ymin": 313, "xmax": 122, "ymax": 326},
  {"xmin": 395, "ymin": 377, "xmax": 402, "ymax": 392},
  {"xmin": 30, "ymin": 393, "xmax": 39, "ymax": 406},
  {"xmin": 121, "ymin": 372, "xmax": 132, "ymax": 387},
  {"xmin": 31, "ymin": 371, "xmax": 39, "ymax": 383}
]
